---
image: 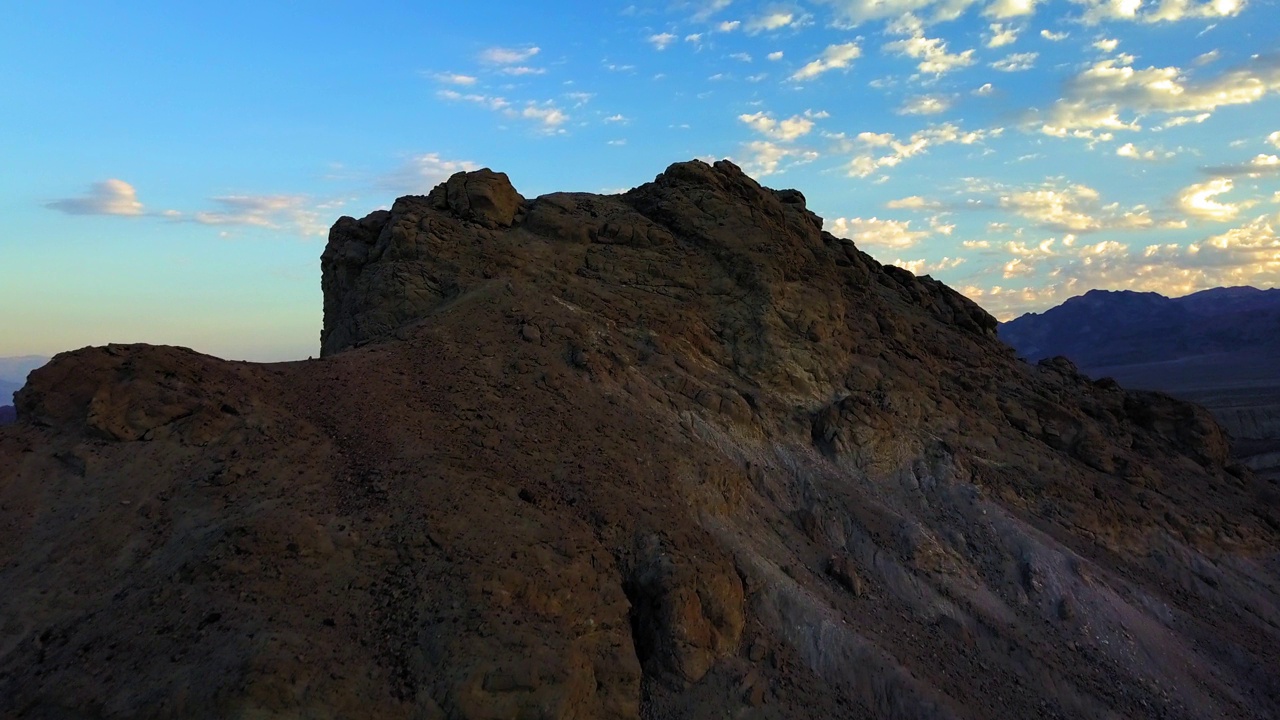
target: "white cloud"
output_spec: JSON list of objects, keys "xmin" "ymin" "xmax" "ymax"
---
[
  {"xmin": 892, "ymin": 256, "xmax": 965, "ymax": 274},
  {"xmin": 997, "ymin": 181, "xmax": 1167, "ymax": 232},
  {"xmin": 826, "ymin": 216, "xmax": 931, "ymax": 248},
  {"xmin": 190, "ymin": 195, "xmax": 336, "ymax": 237},
  {"xmin": 730, "ymin": 52, "xmax": 753, "ymax": 62},
  {"xmin": 1073, "ymin": 0, "xmax": 1246, "ymax": 24},
  {"xmin": 1041, "ymin": 29, "xmax": 1069, "ymax": 41},
  {"xmin": 991, "ymin": 52, "xmax": 1038, "ymax": 72},
  {"xmin": 973, "ymin": 82, "xmax": 995, "ymax": 95},
  {"xmin": 47, "ymin": 179, "xmax": 144, "ymax": 216},
  {"xmin": 986, "ymin": 23, "xmax": 1019, "ymax": 48},
  {"xmin": 521, "ymin": 104, "xmax": 569, "ymax": 131},
  {"xmin": 382, "ymin": 153, "xmax": 480, "ymax": 194},
  {"xmin": 1177, "ymin": 177, "xmax": 1240, "ymax": 221},
  {"xmin": 604, "ymin": 113, "xmax": 627, "ymax": 123},
  {"xmin": 887, "ymin": 195, "xmax": 944, "ymax": 209},
  {"xmin": 480, "ymin": 46, "xmax": 540, "ymax": 65},
  {"xmin": 985, "ymin": 0, "xmax": 1039, "ymax": 18},
  {"xmin": 845, "ymin": 122, "xmax": 989, "ymax": 177},
  {"xmin": 432, "ymin": 72, "xmax": 478, "ymax": 85},
  {"xmin": 1155, "ymin": 113, "xmax": 1211, "ymax": 130},
  {"xmin": 898, "ymin": 94, "xmax": 951, "ymax": 114},
  {"xmin": 1026, "ymin": 55, "xmax": 1280, "ymax": 136},
  {"xmin": 1269, "ymin": 131, "xmax": 1280, "ymax": 149},
  {"xmin": 1194, "ymin": 49, "xmax": 1221, "ymax": 66},
  {"xmin": 501, "ymin": 66, "xmax": 545, "ymax": 76},
  {"xmin": 737, "ymin": 140, "xmax": 818, "ymax": 176},
  {"xmin": 747, "ymin": 11, "xmax": 799, "ymax": 32},
  {"xmin": 1115, "ymin": 142, "xmax": 1174, "ymax": 160},
  {"xmin": 1201, "ymin": 154, "xmax": 1280, "ymax": 176},
  {"xmin": 648, "ymin": 33, "xmax": 678, "ymax": 49},
  {"xmin": 791, "ymin": 42, "xmax": 862, "ymax": 80},
  {"xmin": 438, "ymin": 90, "xmax": 568, "ymax": 133},
  {"xmin": 718, "ymin": 20, "xmax": 742, "ymax": 31},
  {"xmin": 693, "ymin": 0, "xmax": 734, "ymax": 21},
  {"xmin": 768, "ymin": 51, "xmax": 784, "ymax": 60},
  {"xmin": 1093, "ymin": 38, "xmax": 1119, "ymax": 52},
  {"xmin": 815, "ymin": 0, "xmax": 984, "ymax": 25},
  {"xmin": 739, "ymin": 111, "xmax": 818, "ymax": 140},
  {"xmin": 437, "ymin": 89, "xmax": 510, "ymax": 111},
  {"xmin": 884, "ymin": 16, "xmax": 976, "ymax": 75}
]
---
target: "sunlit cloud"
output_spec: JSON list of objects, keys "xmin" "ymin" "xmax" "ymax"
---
[
  {"xmin": 1200, "ymin": 154, "xmax": 1280, "ymax": 176},
  {"xmin": 738, "ymin": 110, "xmax": 821, "ymax": 140},
  {"xmin": 46, "ymin": 179, "xmax": 144, "ymax": 216},
  {"xmin": 480, "ymin": 46, "xmax": 541, "ymax": 64},
  {"xmin": 986, "ymin": 23, "xmax": 1019, "ymax": 48},
  {"xmin": 1177, "ymin": 177, "xmax": 1241, "ymax": 221},
  {"xmin": 826, "ymin": 216, "xmax": 931, "ymax": 247},
  {"xmin": 790, "ymin": 42, "xmax": 862, "ymax": 80},
  {"xmin": 1116, "ymin": 142, "xmax": 1175, "ymax": 160},
  {"xmin": 884, "ymin": 15, "xmax": 976, "ymax": 75},
  {"xmin": 648, "ymin": 33, "xmax": 678, "ymax": 49},
  {"xmin": 991, "ymin": 52, "xmax": 1038, "ymax": 72},
  {"xmin": 897, "ymin": 94, "xmax": 951, "ymax": 114},
  {"xmin": 844, "ymin": 123, "xmax": 990, "ymax": 178}
]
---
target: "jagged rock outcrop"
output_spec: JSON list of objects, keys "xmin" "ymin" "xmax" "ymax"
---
[{"xmin": 2, "ymin": 161, "xmax": 1279, "ymax": 719}]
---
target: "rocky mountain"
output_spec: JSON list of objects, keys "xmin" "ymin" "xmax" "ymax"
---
[
  {"xmin": 0, "ymin": 405, "xmax": 13, "ymax": 426},
  {"xmin": 2, "ymin": 161, "xmax": 1278, "ymax": 719},
  {"xmin": 1000, "ymin": 288, "xmax": 1280, "ymax": 477}
]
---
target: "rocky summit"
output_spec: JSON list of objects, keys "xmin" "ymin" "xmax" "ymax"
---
[{"xmin": 3, "ymin": 160, "xmax": 1279, "ymax": 719}]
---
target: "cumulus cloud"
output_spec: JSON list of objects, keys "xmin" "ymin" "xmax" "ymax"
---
[
  {"xmin": 648, "ymin": 33, "xmax": 678, "ymax": 49},
  {"xmin": 1268, "ymin": 130, "xmax": 1280, "ymax": 148},
  {"xmin": 892, "ymin": 256, "xmax": 966, "ymax": 274},
  {"xmin": 826, "ymin": 216, "xmax": 931, "ymax": 248},
  {"xmin": 986, "ymin": 23, "xmax": 1019, "ymax": 48},
  {"xmin": 973, "ymin": 82, "xmax": 995, "ymax": 95},
  {"xmin": 768, "ymin": 51, "xmax": 784, "ymax": 60},
  {"xmin": 737, "ymin": 140, "xmax": 819, "ymax": 176},
  {"xmin": 480, "ymin": 46, "xmax": 540, "ymax": 64},
  {"xmin": 887, "ymin": 195, "xmax": 944, "ymax": 209},
  {"xmin": 991, "ymin": 52, "xmax": 1038, "ymax": 72},
  {"xmin": 437, "ymin": 90, "xmax": 568, "ymax": 133},
  {"xmin": 790, "ymin": 42, "xmax": 862, "ymax": 80},
  {"xmin": 1025, "ymin": 55, "xmax": 1280, "ymax": 137},
  {"xmin": 183, "ymin": 195, "xmax": 342, "ymax": 238},
  {"xmin": 815, "ymin": 0, "xmax": 984, "ymax": 25},
  {"xmin": 747, "ymin": 10, "xmax": 803, "ymax": 32},
  {"xmin": 1200, "ymin": 154, "xmax": 1280, "ymax": 177},
  {"xmin": 1072, "ymin": 0, "xmax": 1245, "ymax": 24},
  {"xmin": 47, "ymin": 179, "xmax": 144, "ymax": 216},
  {"xmin": 997, "ymin": 181, "xmax": 1169, "ymax": 232},
  {"xmin": 1041, "ymin": 29, "xmax": 1069, "ymax": 41},
  {"xmin": 985, "ymin": 0, "xmax": 1039, "ymax": 17},
  {"xmin": 844, "ymin": 122, "xmax": 989, "ymax": 177},
  {"xmin": 1116, "ymin": 142, "xmax": 1174, "ymax": 160},
  {"xmin": 898, "ymin": 95, "xmax": 951, "ymax": 114},
  {"xmin": 381, "ymin": 153, "xmax": 480, "ymax": 193},
  {"xmin": 884, "ymin": 15, "xmax": 976, "ymax": 75},
  {"xmin": 738, "ymin": 110, "xmax": 820, "ymax": 140},
  {"xmin": 1177, "ymin": 177, "xmax": 1242, "ymax": 221},
  {"xmin": 432, "ymin": 72, "xmax": 478, "ymax": 85}
]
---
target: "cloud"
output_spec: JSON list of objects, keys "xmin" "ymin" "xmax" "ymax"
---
[
  {"xmin": 1269, "ymin": 130, "xmax": 1280, "ymax": 149},
  {"xmin": 693, "ymin": 0, "xmax": 735, "ymax": 21},
  {"xmin": 991, "ymin": 52, "xmax": 1038, "ymax": 72},
  {"xmin": 437, "ymin": 90, "xmax": 568, "ymax": 133},
  {"xmin": 1194, "ymin": 49, "xmax": 1221, "ymax": 66},
  {"xmin": 746, "ymin": 10, "xmax": 802, "ymax": 32},
  {"xmin": 432, "ymin": 72, "xmax": 478, "ymax": 85},
  {"xmin": 1072, "ymin": 0, "xmax": 1246, "ymax": 24},
  {"xmin": 844, "ymin": 122, "xmax": 989, "ymax": 177},
  {"xmin": 1093, "ymin": 38, "xmax": 1119, "ymax": 52},
  {"xmin": 768, "ymin": 51, "xmax": 784, "ymax": 61},
  {"xmin": 892, "ymin": 256, "xmax": 966, "ymax": 274},
  {"xmin": 648, "ymin": 33, "xmax": 678, "ymax": 49},
  {"xmin": 897, "ymin": 94, "xmax": 951, "ymax": 114},
  {"xmin": 986, "ymin": 23, "xmax": 1019, "ymax": 48},
  {"xmin": 985, "ymin": 0, "xmax": 1039, "ymax": 18},
  {"xmin": 47, "ymin": 179, "xmax": 144, "ymax": 216},
  {"xmin": 886, "ymin": 195, "xmax": 944, "ymax": 209},
  {"xmin": 718, "ymin": 19, "xmax": 742, "ymax": 31},
  {"xmin": 814, "ymin": 0, "xmax": 984, "ymax": 26},
  {"xmin": 189, "ymin": 195, "xmax": 337, "ymax": 237},
  {"xmin": 1176, "ymin": 177, "xmax": 1240, "ymax": 221},
  {"xmin": 884, "ymin": 16, "xmax": 976, "ymax": 75},
  {"xmin": 1041, "ymin": 29, "xmax": 1069, "ymax": 40},
  {"xmin": 501, "ymin": 66, "xmax": 546, "ymax": 76},
  {"xmin": 738, "ymin": 111, "xmax": 819, "ymax": 140},
  {"xmin": 730, "ymin": 52, "xmax": 753, "ymax": 62},
  {"xmin": 437, "ymin": 89, "xmax": 510, "ymax": 111},
  {"xmin": 1025, "ymin": 54, "xmax": 1280, "ymax": 137},
  {"xmin": 1115, "ymin": 142, "xmax": 1174, "ymax": 160},
  {"xmin": 737, "ymin": 140, "xmax": 818, "ymax": 176},
  {"xmin": 1200, "ymin": 154, "xmax": 1280, "ymax": 177},
  {"xmin": 973, "ymin": 82, "xmax": 995, "ymax": 95},
  {"xmin": 604, "ymin": 113, "xmax": 627, "ymax": 123},
  {"xmin": 997, "ymin": 181, "xmax": 1168, "ymax": 232},
  {"xmin": 827, "ymin": 216, "xmax": 932, "ymax": 248},
  {"xmin": 521, "ymin": 103, "xmax": 569, "ymax": 131},
  {"xmin": 480, "ymin": 46, "xmax": 540, "ymax": 65},
  {"xmin": 790, "ymin": 42, "xmax": 862, "ymax": 80},
  {"xmin": 381, "ymin": 153, "xmax": 480, "ymax": 194}
]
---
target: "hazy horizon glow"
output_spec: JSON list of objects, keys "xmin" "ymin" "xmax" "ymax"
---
[{"xmin": 2, "ymin": 2, "xmax": 1277, "ymax": 360}]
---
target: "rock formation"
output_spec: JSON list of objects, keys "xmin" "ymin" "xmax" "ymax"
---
[{"xmin": 2, "ymin": 161, "xmax": 1278, "ymax": 719}]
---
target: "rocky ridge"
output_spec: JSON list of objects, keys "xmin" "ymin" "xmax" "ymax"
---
[{"xmin": 2, "ymin": 161, "xmax": 1278, "ymax": 719}]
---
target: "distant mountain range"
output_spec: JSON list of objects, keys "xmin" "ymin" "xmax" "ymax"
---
[
  {"xmin": 0, "ymin": 355, "xmax": 49, "ymax": 406},
  {"xmin": 1000, "ymin": 286, "xmax": 1280, "ymax": 476}
]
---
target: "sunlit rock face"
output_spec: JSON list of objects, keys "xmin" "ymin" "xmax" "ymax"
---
[{"xmin": 2, "ymin": 160, "xmax": 1277, "ymax": 720}]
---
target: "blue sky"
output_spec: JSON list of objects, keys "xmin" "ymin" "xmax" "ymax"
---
[{"xmin": 2, "ymin": 1, "xmax": 1278, "ymax": 361}]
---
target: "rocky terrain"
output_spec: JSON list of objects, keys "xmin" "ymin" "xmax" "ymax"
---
[
  {"xmin": 0, "ymin": 405, "xmax": 14, "ymax": 426},
  {"xmin": 2, "ymin": 161, "xmax": 1278, "ymax": 719},
  {"xmin": 1001, "ymin": 288, "xmax": 1280, "ymax": 477}
]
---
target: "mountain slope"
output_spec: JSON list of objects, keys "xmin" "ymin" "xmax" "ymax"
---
[{"xmin": 2, "ymin": 161, "xmax": 1278, "ymax": 719}]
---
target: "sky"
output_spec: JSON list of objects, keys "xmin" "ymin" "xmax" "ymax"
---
[{"xmin": 2, "ymin": 1, "xmax": 1278, "ymax": 362}]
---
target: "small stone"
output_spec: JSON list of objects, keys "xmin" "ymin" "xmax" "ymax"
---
[{"xmin": 521, "ymin": 324, "xmax": 541, "ymax": 342}]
